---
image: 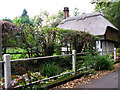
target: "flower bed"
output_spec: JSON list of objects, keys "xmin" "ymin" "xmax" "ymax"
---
[{"xmin": 0, "ymin": 70, "xmax": 73, "ymax": 89}]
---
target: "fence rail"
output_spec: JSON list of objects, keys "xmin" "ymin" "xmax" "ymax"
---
[
  {"xmin": 0, "ymin": 48, "xmax": 117, "ymax": 89},
  {"xmin": 10, "ymin": 54, "xmax": 72, "ymax": 62},
  {"xmin": 2, "ymin": 51, "xmax": 72, "ymax": 55}
]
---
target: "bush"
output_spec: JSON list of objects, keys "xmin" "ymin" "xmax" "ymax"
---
[
  {"xmin": 93, "ymin": 55, "xmax": 113, "ymax": 70},
  {"xmin": 41, "ymin": 62, "xmax": 62, "ymax": 77},
  {"xmin": 83, "ymin": 54, "xmax": 113, "ymax": 71}
]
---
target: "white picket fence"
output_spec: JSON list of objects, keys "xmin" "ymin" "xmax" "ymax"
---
[{"xmin": 0, "ymin": 49, "xmax": 117, "ymax": 89}]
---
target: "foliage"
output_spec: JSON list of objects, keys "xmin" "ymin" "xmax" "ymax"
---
[
  {"xmin": 67, "ymin": 31, "xmax": 96, "ymax": 53},
  {"xmin": 49, "ymin": 10, "xmax": 64, "ymax": 27},
  {"xmin": 13, "ymin": 20, "xmax": 96, "ymax": 57},
  {"xmin": 6, "ymin": 47, "xmax": 28, "ymax": 60},
  {"xmin": 1, "ymin": 20, "xmax": 19, "ymax": 53},
  {"xmin": 41, "ymin": 62, "xmax": 62, "ymax": 77},
  {"xmin": 2, "ymin": 9, "xmax": 96, "ymax": 57},
  {"xmin": 91, "ymin": 0, "xmax": 120, "ymax": 49},
  {"xmin": 21, "ymin": 9, "xmax": 29, "ymax": 17},
  {"xmin": 76, "ymin": 59, "xmax": 84, "ymax": 70},
  {"xmin": 58, "ymin": 70, "xmax": 73, "ymax": 79},
  {"xmin": 32, "ymin": 10, "xmax": 64, "ymax": 27},
  {"xmin": 37, "ymin": 10, "xmax": 50, "ymax": 26},
  {"xmin": 32, "ymin": 15, "xmax": 43, "ymax": 26},
  {"xmin": 0, "ymin": 69, "xmax": 74, "ymax": 88},
  {"xmin": 73, "ymin": 8, "xmax": 80, "ymax": 16},
  {"xmin": 20, "ymin": 9, "xmax": 33, "ymax": 25},
  {"xmin": 2, "ymin": 17, "xmax": 12, "ymax": 23},
  {"xmin": 58, "ymin": 56, "xmax": 72, "ymax": 68},
  {"xmin": 91, "ymin": 1, "xmax": 120, "ymax": 30},
  {"xmin": 13, "ymin": 24, "xmax": 58, "ymax": 57},
  {"xmin": 0, "ymin": 72, "xmax": 46, "ymax": 88},
  {"xmin": 83, "ymin": 53, "xmax": 114, "ymax": 71},
  {"xmin": 94, "ymin": 55, "xmax": 113, "ymax": 70}
]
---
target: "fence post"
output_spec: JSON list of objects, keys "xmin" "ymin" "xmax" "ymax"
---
[
  {"xmin": 72, "ymin": 50, "xmax": 76, "ymax": 75},
  {"xmin": 4, "ymin": 54, "xmax": 11, "ymax": 88},
  {"xmin": 114, "ymin": 48, "xmax": 116, "ymax": 62}
]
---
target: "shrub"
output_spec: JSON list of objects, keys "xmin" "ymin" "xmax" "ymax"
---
[
  {"xmin": 93, "ymin": 55, "xmax": 113, "ymax": 70},
  {"xmin": 41, "ymin": 62, "xmax": 62, "ymax": 77},
  {"xmin": 83, "ymin": 54, "xmax": 113, "ymax": 71}
]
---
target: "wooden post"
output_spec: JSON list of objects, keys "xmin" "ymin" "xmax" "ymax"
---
[
  {"xmin": 72, "ymin": 50, "xmax": 76, "ymax": 75},
  {"xmin": 114, "ymin": 48, "xmax": 116, "ymax": 62},
  {"xmin": 4, "ymin": 54, "xmax": 11, "ymax": 88}
]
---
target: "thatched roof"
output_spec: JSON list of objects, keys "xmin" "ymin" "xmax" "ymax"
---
[{"xmin": 58, "ymin": 12, "xmax": 118, "ymax": 36}]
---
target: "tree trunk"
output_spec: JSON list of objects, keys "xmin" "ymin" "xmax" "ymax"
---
[
  {"xmin": 3, "ymin": 47, "xmax": 6, "ymax": 54},
  {"xmin": 27, "ymin": 49, "xmax": 30, "ymax": 58}
]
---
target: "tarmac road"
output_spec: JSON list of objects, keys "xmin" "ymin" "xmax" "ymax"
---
[{"xmin": 75, "ymin": 68, "xmax": 120, "ymax": 89}]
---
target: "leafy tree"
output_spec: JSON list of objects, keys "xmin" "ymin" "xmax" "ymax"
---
[
  {"xmin": 58, "ymin": 30, "xmax": 96, "ymax": 53},
  {"xmin": 14, "ymin": 22, "xmax": 57, "ymax": 57},
  {"xmin": 33, "ymin": 10, "xmax": 64, "ymax": 27},
  {"xmin": 14, "ymin": 20, "xmax": 96, "ymax": 57},
  {"xmin": 32, "ymin": 15, "xmax": 43, "ymax": 26},
  {"xmin": 91, "ymin": 1, "xmax": 120, "ymax": 30},
  {"xmin": 21, "ymin": 9, "xmax": 29, "ymax": 17},
  {"xmin": 31, "ymin": 10, "xmax": 50, "ymax": 27},
  {"xmin": 20, "ymin": 9, "xmax": 33, "ymax": 25},
  {"xmin": 39, "ymin": 10, "xmax": 50, "ymax": 25},
  {"xmin": 2, "ymin": 17, "xmax": 12, "ymax": 23},
  {"xmin": 73, "ymin": 8, "xmax": 80, "ymax": 16},
  {"xmin": 1, "ymin": 21, "xmax": 19, "ymax": 53},
  {"xmin": 48, "ymin": 10, "xmax": 64, "ymax": 28}
]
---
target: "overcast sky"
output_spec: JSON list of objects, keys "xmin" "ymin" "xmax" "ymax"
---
[{"xmin": 0, "ymin": 0, "xmax": 95, "ymax": 19}]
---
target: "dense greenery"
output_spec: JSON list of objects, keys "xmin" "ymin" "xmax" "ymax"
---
[
  {"xmin": 41, "ymin": 62, "xmax": 62, "ymax": 77},
  {"xmin": 83, "ymin": 53, "xmax": 113, "ymax": 71},
  {"xmin": 20, "ymin": 9, "xmax": 33, "ymax": 25},
  {"xmin": 1, "ymin": 9, "xmax": 97, "ymax": 88},
  {"xmin": 2, "ymin": 17, "xmax": 12, "ymax": 23},
  {"xmin": 1, "ymin": 21, "xmax": 19, "ymax": 53},
  {"xmin": 6, "ymin": 48, "xmax": 28, "ymax": 60},
  {"xmin": 31, "ymin": 10, "xmax": 64, "ymax": 28},
  {"xmin": 1, "ymin": 5, "xmax": 118, "ymax": 89},
  {"xmin": 11, "ymin": 20, "xmax": 96, "ymax": 57},
  {"xmin": 2, "ymin": 8, "xmax": 96, "ymax": 56}
]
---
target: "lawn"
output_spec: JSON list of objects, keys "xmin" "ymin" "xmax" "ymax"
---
[{"xmin": 4, "ymin": 47, "xmax": 29, "ymax": 60}]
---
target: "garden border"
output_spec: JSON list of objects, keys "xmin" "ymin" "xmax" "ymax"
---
[{"xmin": 0, "ymin": 49, "xmax": 117, "ymax": 89}]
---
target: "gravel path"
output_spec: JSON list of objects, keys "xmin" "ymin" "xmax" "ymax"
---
[{"xmin": 75, "ymin": 69, "xmax": 119, "ymax": 88}]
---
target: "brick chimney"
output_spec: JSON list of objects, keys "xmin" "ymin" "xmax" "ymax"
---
[{"xmin": 63, "ymin": 7, "xmax": 69, "ymax": 19}]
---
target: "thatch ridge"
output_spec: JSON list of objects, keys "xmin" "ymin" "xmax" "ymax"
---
[{"xmin": 58, "ymin": 12, "xmax": 118, "ymax": 36}]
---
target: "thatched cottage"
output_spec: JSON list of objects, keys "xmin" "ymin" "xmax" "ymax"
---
[{"xmin": 58, "ymin": 7, "xmax": 119, "ymax": 54}]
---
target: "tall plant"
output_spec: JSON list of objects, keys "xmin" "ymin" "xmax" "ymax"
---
[
  {"xmin": 13, "ymin": 20, "xmax": 96, "ymax": 57},
  {"xmin": 1, "ymin": 21, "xmax": 19, "ymax": 54},
  {"xmin": 14, "ymin": 23, "xmax": 57, "ymax": 57}
]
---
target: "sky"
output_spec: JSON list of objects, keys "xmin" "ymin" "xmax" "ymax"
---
[{"xmin": 0, "ymin": 0, "xmax": 95, "ymax": 19}]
